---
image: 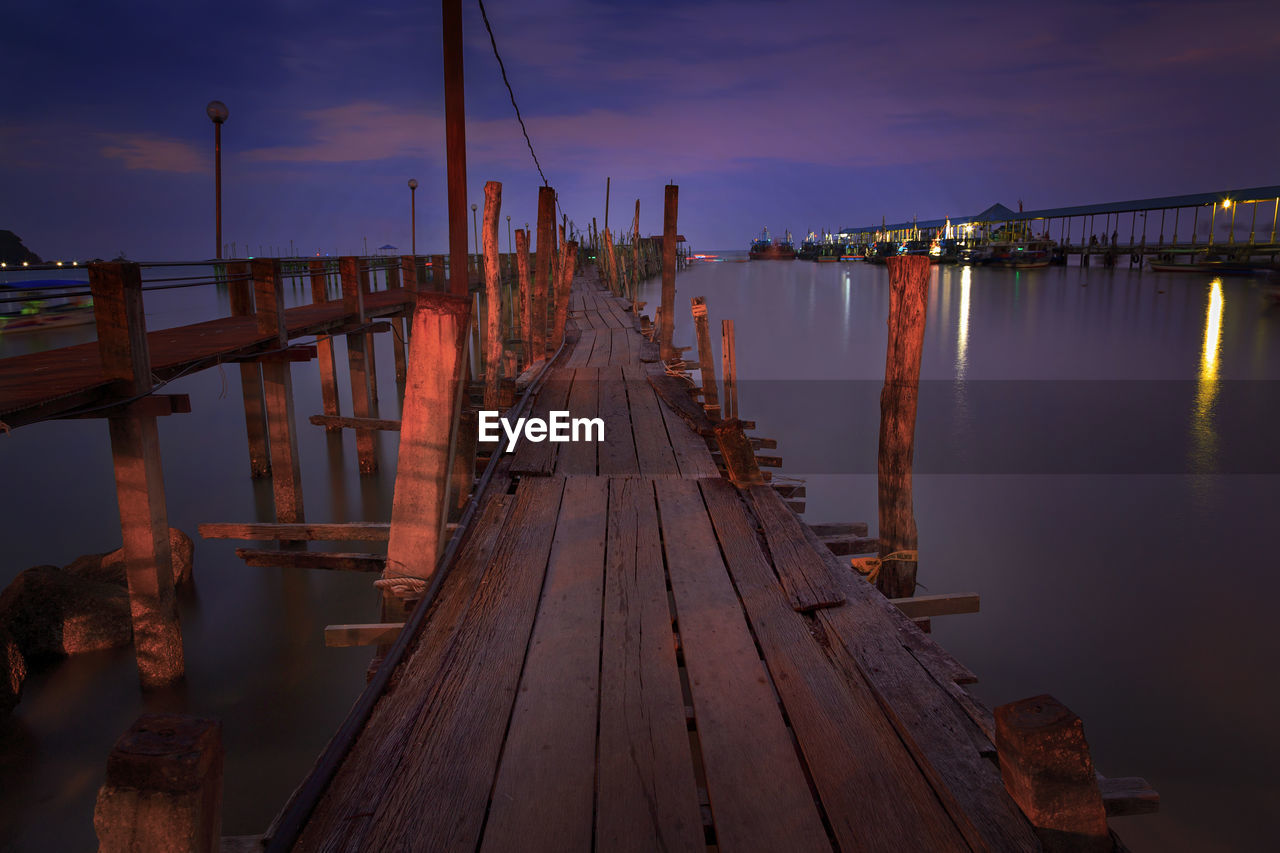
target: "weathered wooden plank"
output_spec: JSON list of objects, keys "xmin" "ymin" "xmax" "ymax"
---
[
  {"xmin": 609, "ymin": 327, "xmax": 632, "ymax": 365},
  {"xmin": 359, "ymin": 478, "xmax": 566, "ymax": 852},
  {"xmin": 235, "ymin": 549, "xmax": 384, "ymax": 571},
  {"xmin": 596, "ymin": 366, "xmax": 639, "ymax": 477},
  {"xmin": 622, "ymin": 366, "xmax": 679, "ymax": 477},
  {"xmin": 748, "ymin": 485, "xmax": 845, "ymax": 611},
  {"xmin": 555, "ymin": 368, "xmax": 598, "ymax": 476},
  {"xmin": 481, "ymin": 478, "xmax": 607, "ymax": 853},
  {"xmin": 700, "ymin": 477, "xmax": 968, "ymax": 852},
  {"xmin": 648, "ymin": 372, "xmax": 716, "ymax": 436},
  {"xmin": 596, "ymin": 478, "xmax": 704, "ymax": 853},
  {"xmin": 891, "ymin": 593, "xmax": 980, "ymax": 619},
  {"xmin": 323, "ymin": 623, "xmax": 403, "ymax": 648},
  {"xmin": 654, "ymin": 479, "xmax": 831, "ymax": 853},
  {"xmin": 1099, "ymin": 776, "xmax": 1160, "ymax": 817},
  {"xmin": 820, "ymin": 533, "xmax": 879, "ymax": 555},
  {"xmin": 654, "ymin": 374, "xmax": 721, "ymax": 479},
  {"xmin": 199, "ymin": 522, "xmax": 391, "ymax": 542},
  {"xmin": 565, "ymin": 329, "xmax": 596, "ymax": 368},
  {"xmin": 294, "ymin": 493, "xmax": 516, "ymax": 850},
  {"xmin": 586, "ymin": 324, "xmax": 612, "ymax": 367},
  {"xmin": 508, "ymin": 368, "xmax": 571, "ymax": 475},
  {"xmin": 307, "ymin": 414, "xmax": 401, "ymax": 431},
  {"xmin": 809, "ymin": 521, "xmax": 871, "ymax": 538}
]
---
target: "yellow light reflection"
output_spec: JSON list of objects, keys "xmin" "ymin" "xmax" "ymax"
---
[
  {"xmin": 1191, "ymin": 278, "xmax": 1223, "ymax": 472},
  {"xmin": 956, "ymin": 265, "xmax": 972, "ymax": 379}
]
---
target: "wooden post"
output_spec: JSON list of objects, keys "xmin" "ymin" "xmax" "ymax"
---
[
  {"xmin": 442, "ymin": 0, "xmax": 468, "ymax": 297},
  {"xmin": 385, "ymin": 293, "xmax": 472, "ymax": 581},
  {"xmin": 660, "ymin": 185, "xmax": 679, "ymax": 361},
  {"xmin": 384, "ymin": 262, "xmax": 408, "ymax": 386},
  {"xmin": 515, "ymin": 228, "xmax": 532, "ymax": 369},
  {"xmin": 995, "ymin": 695, "xmax": 1112, "ymax": 853},
  {"xmin": 340, "ymin": 257, "xmax": 378, "ymax": 473},
  {"xmin": 431, "ymin": 255, "xmax": 446, "ymax": 290},
  {"xmin": 254, "ymin": 259, "xmax": 305, "ymax": 524},
  {"xmin": 876, "ymin": 255, "xmax": 929, "ymax": 599},
  {"xmin": 691, "ymin": 297, "xmax": 720, "ymax": 419},
  {"xmin": 603, "ymin": 228, "xmax": 618, "ymax": 296},
  {"xmin": 360, "ymin": 263, "xmax": 379, "ymax": 405},
  {"xmin": 310, "ymin": 260, "xmax": 342, "ymax": 428},
  {"xmin": 88, "ymin": 262, "xmax": 185, "ymax": 688},
  {"xmin": 229, "ymin": 261, "xmax": 271, "ymax": 475},
  {"xmin": 552, "ymin": 241, "xmax": 578, "ymax": 351},
  {"xmin": 721, "ymin": 318, "xmax": 738, "ymax": 421},
  {"xmin": 94, "ymin": 714, "xmax": 222, "ymax": 853},
  {"xmin": 483, "ymin": 181, "xmax": 504, "ymax": 409},
  {"xmin": 632, "ymin": 199, "xmax": 642, "ymax": 304},
  {"xmin": 714, "ymin": 420, "xmax": 764, "ymax": 486},
  {"xmin": 604, "ymin": 175, "xmax": 611, "ymax": 233},
  {"xmin": 533, "ymin": 186, "xmax": 555, "ymax": 359}
]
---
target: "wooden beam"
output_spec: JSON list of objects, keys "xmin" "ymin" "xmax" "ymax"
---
[
  {"xmin": 659, "ymin": 185, "xmax": 678, "ymax": 361},
  {"xmin": 721, "ymin": 318, "xmax": 738, "ymax": 420},
  {"xmin": 1098, "ymin": 775, "xmax": 1159, "ymax": 817},
  {"xmin": 199, "ymin": 522, "xmax": 393, "ymax": 542},
  {"xmin": 323, "ymin": 623, "xmax": 404, "ymax": 648},
  {"xmin": 60, "ymin": 395, "xmax": 190, "ymax": 419},
  {"xmin": 340, "ymin": 257, "xmax": 378, "ymax": 473},
  {"xmin": 820, "ymin": 534, "xmax": 878, "ymax": 556},
  {"xmin": 235, "ymin": 549, "xmax": 385, "ymax": 572},
  {"xmin": 308, "ymin": 414, "xmax": 401, "ymax": 431},
  {"xmin": 890, "ymin": 593, "xmax": 980, "ymax": 618}
]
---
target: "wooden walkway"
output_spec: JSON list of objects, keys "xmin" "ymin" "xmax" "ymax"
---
[
  {"xmin": 0, "ymin": 289, "xmax": 411, "ymax": 428},
  {"xmin": 284, "ymin": 276, "xmax": 1039, "ymax": 852}
]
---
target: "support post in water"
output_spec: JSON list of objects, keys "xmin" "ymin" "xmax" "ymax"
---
[
  {"xmin": 721, "ymin": 318, "xmax": 738, "ymax": 421},
  {"xmin": 660, "ymin": 184, "xmax": 679, "ymax": 361},
  {"xmin": 88, "ymin": 261, "xmax": 186, "ymax": 688},
  {"xmin": 310, "ymin": 259, "xmax": 342, "ymax": 427},
  {"xmin": 482, "ymin": 180, "xmax": 504, "ymax": 409},
  {"xmin": 632, "ymin": 199, "xmax": 642, "ymax": 304},
  {"xmin": 553, "ymin": 241, "xmax": 578, "ymax": 352},
  {"xmin": 385, "ymin": 292, "xmax": 471, "ymax": 584},
  {"xmin": 515, "ymin": 228, "xmax": 532, "ymax": 369},
  {"xmin": 442, "ymin": 0, "xmax": 468, "ymax": 297},
  {"xmin": 533, "ymin": 186, "xmax": 556, "ymax": 358},
  {"xmin": 229, "ymin": 261, "xmax": 271, "ymax": 474},
  {"xmin": 340, "ymin": 256, "xmax": 378, "ymax": 473},
  {"xmin": 876, "ymin": 254, "xmax": 929, "ymax": 599},
  {"xmin": 385, "ymin": 261, "xmax": 407, "ymax": 386},
  {"xmin": 995, "ymin": 695, "xmax": 1112, "ymax": 853},
  {"xmin": 254, "ymin": 258, "xmax": 305, "ymax": 524},
  {"xmin": 94, "ymin": 714, "xmax": 223, "ymax": 853},
  {"xmin": 691, "ymin": 296, "xmax": 720, "ymax": 419}
]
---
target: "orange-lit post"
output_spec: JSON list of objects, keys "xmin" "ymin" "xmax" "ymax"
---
[
  {"xmin": 659, "ymin": 184, "xmax": 679, "ymax": 361},
  {"xmin": 482, "ymin": 181, "xmax": 503, "ymax": 408},
  {"xmin": 442, "ymin": 0, "xmax": 468, "ymax": 296}
]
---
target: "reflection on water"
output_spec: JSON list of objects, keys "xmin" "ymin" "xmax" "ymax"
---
[{"xmin": 643, "ymin": 255, "xmax": 1280, "ymax": 853}]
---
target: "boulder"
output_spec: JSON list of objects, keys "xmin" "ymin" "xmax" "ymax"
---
[
  {"xmin": 0, "ymin": 566, "xmax": 133, "ymax": 662},
  {"xmin": 1, "ymin": 626, "xmax": 25, "ymax": 715},
  {"xmin": 65, "ymin": 528, "xmax": 194, "ymax": 588}
]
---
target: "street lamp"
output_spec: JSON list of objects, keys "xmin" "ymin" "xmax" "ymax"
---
[
  {"xmin": 206, "ymin": 100, "xmax": 229, "ymax": 259},
  {"xmin": 471, "ymin": 203, "xmax": 479, "ymax": 256},
  {"xmin": 408, "ymin": 178, "xmax": 418, "ymax": 257}
]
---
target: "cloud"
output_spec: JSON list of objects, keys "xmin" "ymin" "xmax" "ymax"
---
[
  {"xmin": 99, "ymin": 134, "xmax": 206, "ymax": 173},
  {"xmin": 242, "ymin": 102, "xmax": 446, "ymax": 163}
]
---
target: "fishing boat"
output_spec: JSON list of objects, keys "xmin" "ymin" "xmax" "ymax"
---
[
  {"xmin": 1147, "ymin": 258, "xmax": 1277, "ymax": 276},
  {"xmin": 989, "ymin": 240, "xmax": 1055, "ymax": 269},
  {"xmin": 929, "ymin": 238, "xmax": 959, "ymax": 264},
  {"xmin": 748, "ymin": 228, "xmax": 797, "ymax": 260},
  {"xmin": 864, "ymin": 241, "xmax": 899, "ymax": 265},
  {"xmin": 0, "ymin": 279, "xmax": 94, "ymax": 333}
]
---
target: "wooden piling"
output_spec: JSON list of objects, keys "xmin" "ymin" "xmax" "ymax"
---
[
  {"xmin": 89, "ymin": 262, "xmax": 186, "ymax": 688},
  {"xmin": 691, "ymin": 297, "xmax": 720, "ymax": 419},
  {"xmin": 603, "ymin": 228, "xmax": 617, "ymax": 296},
  {"xmin": 721, "ymin": 318, "xmax": 738, "ymax": 421},
  {"xmin": 552, "ymin": 242, "xmax": 578, "ymax": 352},
  {"xmin": 442, "ymin": 0, "xmax": 468, "ymax": 297},
  {"xmin": 385, "ymin": 293, "xmax": 472, "ymax": 581},
  {"xmin": 94, "ymin": 714, "xmax": 223, "ymax": 853},
  {"xmin": 876, "ymin": 255, "xmax": 929, "ymax": 600},
  {"xmin": 660, "ymin": 185, "xmax": 679, "ymax": 361},
  {"xmin": 229, "ymin": 261, "xmax": 271, "ymax": 475},
  {"xmin": 515, "ymin": 228, "xmax": 532, "ymax": 369},
  {"xmin": 995, "ymin": 695, "xmax": 1112, "ymax": 852},
  {"xmin": 533, "ymin": 186, "xmax": 556, "ymax": 359},
  {"xmin": 482, "ymin": 181, "xmax": 504, "ymax": 409},
  {"xmin": 340, "ymin": 257, "xmax": 378, "ymax": 473},
  {"xmin": 631, "ymin": 199, "xmax": 642, "ymax": 303},
  {"xmin": 553, "ymin": 224, "xmax": 567, "ymax": 343},
  {"xmin": 254, "ymin": 259, "xmax": 305, "ymax": 524},
  {"xmin": 385, "ymin": 262, "xmax": 408, "ymax": 387},
  {"xmin": 432, "ymin": 255, "xmax": 446, "ymax": 290},
  {"xmin": 310, "ymin": 260, "xmax": 342, "ymax": 427},
  {"xmin": 360, "ymin": 264, "xmax": 379, "ymax": 405}
]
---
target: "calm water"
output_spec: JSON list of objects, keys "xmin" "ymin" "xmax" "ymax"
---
[{"xmin": 1, "ymin": 258, "xmax": 1278, "ymax": 850}]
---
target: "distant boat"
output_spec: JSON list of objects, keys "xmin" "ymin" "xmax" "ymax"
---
[
  {"xmin": 749, "ymin": 228, "xmax": 797, "ymax": 260},
  {"xmin": 864, "ymin": 241, "xmax": 899, "ymax": 265},
  {"xmin": 1148, "ymin": 259, "xmax": 1276, "ymax": 276},
  {"xmin": 0, "ymin": 280, "xmax": 94, "ymax": 333}
]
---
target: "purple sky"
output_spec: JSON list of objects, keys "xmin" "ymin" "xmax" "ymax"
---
[{"xmin": 3, "ymin": 0, "xmax": 1279, "ymax": 259}]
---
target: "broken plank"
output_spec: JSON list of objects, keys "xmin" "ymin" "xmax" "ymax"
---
[
  {"xmin": 234, "ymin": 549, "xmax": 384, "ymax": 572},
  {"xmin": 324, "ymin": 623, "xmax": 404, "ymax": 648},
  {"xmin": 748, "ymin": 485, "xmax": 845, "ymax": 611},
  {"xmin": 308, "ymin": 414, "xmax": 401, "ymax": 431},
  {"xmin": 890, "ymin": 593, "xmax": 980, "ymax": 619},
  {"xmin": 198, "ymin": 522, "xmax": 394, "ymax": 542},
  {"xmin": 655, "ymin": 478, "xmax": 832, "ymax": 853}
]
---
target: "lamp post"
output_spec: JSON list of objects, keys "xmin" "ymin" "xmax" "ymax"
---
[
  {"xmin": 206, "ymin": 100, "xmax": 229, "ymax": 259},
  {"xmin": 408, "ymin": 178, "xmax": 418, "ymax": 257}
]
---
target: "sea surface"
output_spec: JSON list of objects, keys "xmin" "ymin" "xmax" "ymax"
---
[{"xmin": 2, "ymin": 256, "xmax": 1278, "ymax": 850}]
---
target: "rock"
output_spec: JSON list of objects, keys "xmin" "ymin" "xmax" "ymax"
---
[
  {"xmin": 65, "ymin": 528, "xmax": 194, "ymax": 588},
  {"xmin": 1, "ymin": 626, "xmax": 25, "ymax": 715},
  {"xmin": 0, "ymin": 566, "xmax": 133, "ymax": 662}
]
